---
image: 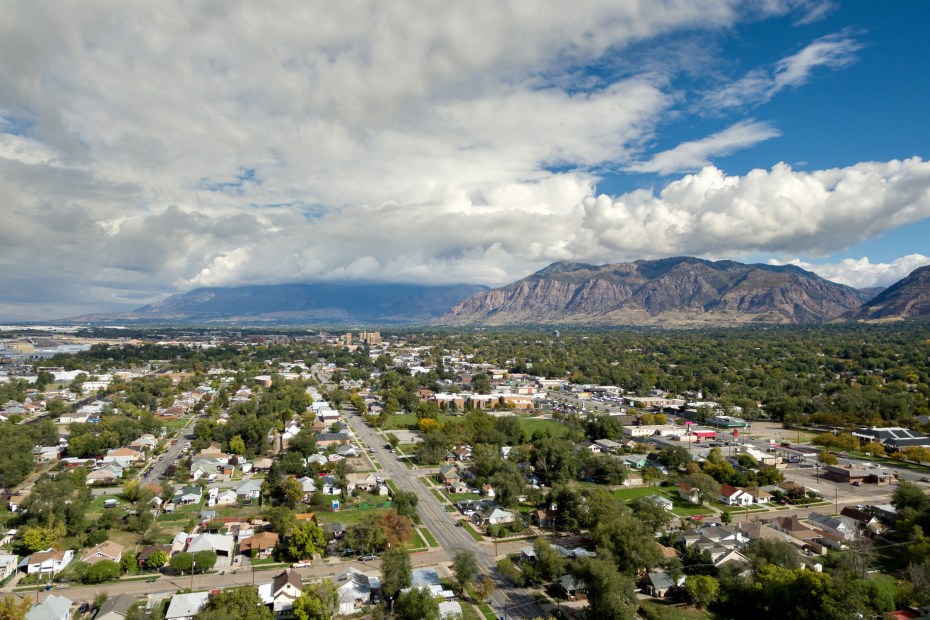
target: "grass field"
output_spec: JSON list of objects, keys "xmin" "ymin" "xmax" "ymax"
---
[
  {"xmin": 518, "ymin": 417, "xmax": 570, "ymax": 438},
  {"xmin": 638, "ymin": 599, "xmax": 717, "ymax": 619},
  {"xmin": 408, "ymin": 528, "xmax": 427, "ymax": 550},
  {"xmin": 314, "ymin": 507, "xmax": 390, "ymax": 526},
  {"xmin": 613, "ymin": 486, "xmax": 664, "ymax": 501},
  {"xmin": 381, "ymin": 413, "xmax": 459, "ymax": 430}
]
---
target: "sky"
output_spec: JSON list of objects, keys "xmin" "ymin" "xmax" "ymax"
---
[{"xmin": 2, "ymin": 1, "xmax": 930, "ymax": 320}]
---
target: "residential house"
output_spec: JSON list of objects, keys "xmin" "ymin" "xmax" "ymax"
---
[
  {"xmin": 558, "ymin": 574, "xmax": 586, "ymax": 599},
  {"xmin": 171, "ymin": 532, "xmax": 189, "ymax": 556},
  {"xmin": 137, "ymin": 544, "xmax": 171, "ymax": 569},
  {"xmin": 319, "ymin": 476, "xmax": 341, "ymax": 496},
  {"xmin": 234, "ymin": 479, "xmax": 263, "ymax": 502},
  {"xmin": 104, "ymin": 447, "xmax": 142, "ymax": 467},
  {"xmin": 335, "ymin": 567, "xmax": 379, "ymax": 616},
  {"xmin": 258, "ymin": 568, "xmax": 304, "ymax": 616},
  {"xmin": 0, "ymin": 553, "xmax": 18, "ymax": 581},
  {"xmin": 297, "ymin": 477, "xmax": 317, "ymax": 501},
  {"xmin": 346, "ymin": 473, "xmax": 377, "ymax": 494},
  {"xmin": 21, "ymin": 549, "xmax": 74, "ymax": 574},
  {"xmin": 438, "ymin": 464, "xmax": 462, "ymax": 489},
  {"xmin": 9, "ymin": 492, "xmax": 30, "ymax": 512},
  {"xmin": 94, "ymin": 593, "xmax": 139, "ymax": 620},
  {"xmin": 186, "ymin": 533, "xmax": 235, "ymax": 557},
  {"xmin": 770, "ymin": 516, "xmax": 820, "ymax": 542},
  {"xmin": 594, "ymin": 438, "xmax": 623, "ymax": 453},
  {"xmin": 719, "ymin": 484, "xmax": 753, "ymax": 507},
  {"xmin": 645, "ymin": 571, "xmax": 679, "ymax": 598},
  {"xmin": 473, "ymin": 505, "xmax": 516, "ymax": 526},
  {"xmin": 215, "ymin": 489, "xmax": 237, "ymax": 506},
  {"xmin": 240, "ymin": 532, "xmax": 279, "ymax": 560},
  {"xmin": 85, "ymin": 463, "xmax": 124, "ymax": 485},
  {"xmin": 173, "ymin": 486, "xmax": 203, "ymax": 506},
  {"xmin": 677, "ymin": 482, "xmax": 702, "ymax": 505},
  {"xmin": 164, "ymin": 592, "xmax": 210, "ymax": 620},
  {"xmin": 25, "ymin": 594, "xmax": 72, "ymax": 620},
  {"xmin": 533, "ymin": 509, "xmax": 557, "ymax": 528},
  {"xmin": 840, "ymin": 506, "xmax": 885, "ymax": 535},
  {"xmin": 807, "ymin": 512, "xmax": 858, "ymax": 541},
  {"xmin": 624, "ymin": 455, "xmax": 648, "ymax": 470},
  {"xmin": 79, "ymin": 540, "xmax": 124, "ymax": 565},
  {"xmin": 644, "ymin": 494, "xmax": 674, "ymax": 511},
  {"xmin": 714, "ymin": 549, "xmax": 751, "ymax": 568},
  {"xmin": 316, "ymin": 433, "xmax": 351, "ymax": 447},
  {"xmin": 743, "ymin": 487, "xmax": 772, "ymax": 505}
]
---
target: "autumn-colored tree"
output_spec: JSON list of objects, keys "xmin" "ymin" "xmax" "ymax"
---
[{"xmin": 379, "ymin": 510, "xmax": 413, "ymax": 546}]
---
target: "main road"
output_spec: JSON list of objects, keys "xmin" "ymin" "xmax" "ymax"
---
[{"xmin": 343, "ymin": 408, "xmax": 550, "ymax": 619}]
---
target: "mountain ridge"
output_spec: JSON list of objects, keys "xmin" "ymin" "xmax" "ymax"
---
[{"xmin": 440, "ymin": 257, "xmax": 874, "ymax": 326}]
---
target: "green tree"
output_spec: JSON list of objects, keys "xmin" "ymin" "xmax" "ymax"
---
[
  {"xmin": 266, "ymin": 505, "xmax": 296, "ymax": 537},
  {"xmin": 76, "ymin": 560, "xmax": 121, "ymax": 584},
  {"xmin": 387, "ymin": 434, "xmax": 401, "ymax": 450},
  {"xmin": 145, "ymin": 550, "xmax": 169, "ymax": 570},
  {"xmin": 393, "ymin": 491, "xmax": 419, "ymax": 520},
  {"xmin": 380, "ymin": 546, "xmax": 412, "ymax": 602},
  {"xmin": 0, "ymin": 596, "xmax": 31, "ymax": 619},
  {"xmin": 451, "ymin": 548, "xmax": 479, "ymax": 593},
  {"xmin": 228, "ymin": 435, "xmax": 246, "ymax": 455},
  {"xmin": 169, "ymin": 551, "xmax": 193, "ymax": 573},
  {"xmin": 685, "ymin": 574, "xmax": 720, "ymax": 608},
  {"xmin": 196, "ymin": 585, "xmax": 273, "ymax": 620},
  {"xmin": 193, "ymin": 551, "xmax": 217, "ymax": 573},
  {"xmin": 120, "ymin": 552, "xmax": 138, "ymax": 575},
  {"xmin": 818, "ymin": 451, "xmax": 838, "ymax": 465},
  {"xmin": 288, "ymin": 520, "xmax": 326, "ymax": 561},
  {"xmin": 682, "ymin": 472, "xmax": 720, "ymax": 505},
  {"xmin": 473, "ymin": 574, "xmax": 495, "ymax": 603},
  {"xmin": 572, "ymin": 557, "xmax": 636, "ymax": 620},
  {"xmin": 394, "ymin": 586, "xmax": 440, "ymax": 620},
  {"xmin": 279, "ymin": 477, "xmax": 304, "ymax": 509},
  {"xmin": 292, "ymin": 579, "xmax": 339, "ymax": 620}
]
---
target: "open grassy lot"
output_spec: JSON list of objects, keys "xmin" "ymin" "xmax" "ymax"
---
[
  {"xmin": 314, "ymin": 507, "xmax": 390, "ymax": 527},
  {"xmin": 613, "ymin": 486, "xmax": 665, "ymax": 501},
  {"xmin": 518, "ymin": 417, "xmax": 570, "ymax": 438},
  {"xmin": 381, "ymin": 413, "xmax": 459, "ymax": 430},
  {"xmin": 638, "ymin": 599, "xmax": 719, "ymax": 619}
]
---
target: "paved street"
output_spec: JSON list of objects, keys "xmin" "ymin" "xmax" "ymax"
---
[{"xmin": 343, "ymin": 408, "xmax": 550, "ymax": 620}]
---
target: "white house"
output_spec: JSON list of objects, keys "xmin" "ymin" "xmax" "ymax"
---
[
  {"xmin": 164, "ymin": 592, "xmax": 209, "ymax": 620},
  {"xmin": 235, "ymin": 479, "xmax": 263, "ymax": 501},
  {"xmin": 25, "ymin": 594, "xmax": 72, "ymax": 620},
  {"xmin": 335, "ymin": 567, "xmax": 377, "ymax": 616},
  {"xmin": 719, "ymin": 485, "xmax": 753, "ymax": 507},
  {"xmin": 258, "ymin": 568, "xmax": 304, "ymax": 615},
  {"xmin": 22, "ymin": 549, "xmax": 74, "ymax": 574},
  {"xmin": 474, "ymin": 505, "xmax": 516, "ymax": 526},
  {"xmin": 0, "ymin": 554, "xmax": 18, "ymax": 581}
]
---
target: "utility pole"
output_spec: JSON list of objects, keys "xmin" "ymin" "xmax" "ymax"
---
[{"xmin": 190, "ymin": 560, "xmax": 196, "ymax": 590}]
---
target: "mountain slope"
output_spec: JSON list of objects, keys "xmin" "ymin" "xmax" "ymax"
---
[
  {"xmin": 439, "ymin": 257, "xmax": 867, "ymax": 326},
  {"xmin": 856, "ymin": 265, "xmax": 930, "ymax": 321},
  {"xmin": 74, "ymin": 283, "xmax": 487, "ymax": 325}
]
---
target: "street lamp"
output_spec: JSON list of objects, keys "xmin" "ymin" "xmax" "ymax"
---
[{"xmin": 190, "ymin": 560, "xmax": 196, "ymax": 590}]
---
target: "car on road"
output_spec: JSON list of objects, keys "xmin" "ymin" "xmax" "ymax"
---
[
  {"xmin": 852, "ymin": 481, "xmax": 862, "ymax": 486},
  {"xmin": 920, "ymin": 477, "xmax": 930, "ymax": 483},
  {"xmin": 292, "ymin": 561, "xmax": 312, "ymax": 568},
  {"xmin": 360, "ymin": 554, "xmax": 377, "ymax": 561},
  {"xmin": 688, "ymin": 515, "xmax": 705, "ymax": 521}
]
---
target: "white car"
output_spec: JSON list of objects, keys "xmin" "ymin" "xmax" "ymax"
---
[{"xmin": 292, "ymin": 561, "xmax": 312, "ymax": 568}]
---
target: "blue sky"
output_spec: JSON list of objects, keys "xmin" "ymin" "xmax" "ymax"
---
[{"xmin": 1, "ymin": 1, "xmax": 929, "ymax": 319}]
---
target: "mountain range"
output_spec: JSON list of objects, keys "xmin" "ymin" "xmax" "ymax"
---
[
  {"xmin": 441, "ymin": 257, "xmax": 876, "ymax": 326},
  {"xmin": 66, "ymin": 258, "xmax": 930, "ymax": 326}
]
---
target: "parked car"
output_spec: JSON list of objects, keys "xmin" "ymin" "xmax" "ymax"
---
[{"xmin": 360, "ymin": 554, "xmax": 377, "ymax": 561}]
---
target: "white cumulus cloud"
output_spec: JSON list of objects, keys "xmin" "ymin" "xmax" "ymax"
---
[{"xmin": 771, "ymin": 254, "xmax": 930, "ymax": 289}]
